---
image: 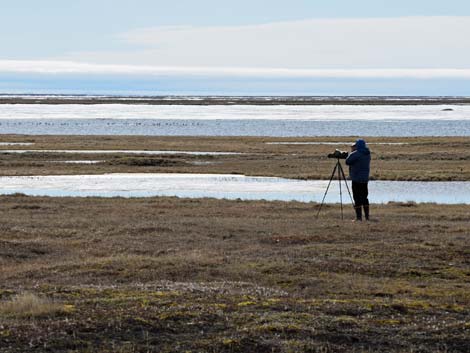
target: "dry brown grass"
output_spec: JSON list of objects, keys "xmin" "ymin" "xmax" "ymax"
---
[
  {"xmin": 1, "ymin": 135, "xmax": 470, "ymax": 180},
  {"xmin": 1, "ymin": 195, "xmax": 470, "ymax": 352},
  {"xmin": 0, "ymin": 293, "xmax": 65, "ymax": 318}
]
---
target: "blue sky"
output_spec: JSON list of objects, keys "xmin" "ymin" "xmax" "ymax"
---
[
  {"xmin": 1, "ymin": 1, "xmax": 470, "ymax": 95},
  {"xmin": 3, "ymin": 0, "xmax": 470, "ymax": 58}
]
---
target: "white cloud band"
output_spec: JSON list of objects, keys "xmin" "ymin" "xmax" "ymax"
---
[
  {"xmin": 1, "ymin": 60, "xmax": 470, "ymax": 79},
  {"xmin": 104, "ymin": 16, "xmax": 470, "ymax": 69}
]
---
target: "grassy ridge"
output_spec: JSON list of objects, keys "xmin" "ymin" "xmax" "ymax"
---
[
  {"xmin": 1, "ymin": 135, "xmax": 470, "ymax": 180},
  {"xmin": 1, "ymin": 195, "xmax": 470, "ymax": 352}
]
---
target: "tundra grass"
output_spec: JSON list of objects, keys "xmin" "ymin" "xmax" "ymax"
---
[
  {"xmin": 1, "ymin": 135, "xmax": 470, "ymax": 181},
  {"xmin": 1, "ymin": 195, "xmax": 469, "ymax": 352}
]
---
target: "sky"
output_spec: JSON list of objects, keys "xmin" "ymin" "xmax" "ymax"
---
[{"xmin": 1, "ymin": 0, "xmax": 470, "ymax": 96}]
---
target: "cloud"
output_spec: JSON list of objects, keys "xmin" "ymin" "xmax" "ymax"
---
[
  {"xmin": 65, "ymin": 16, "xmax": 470, "ymax": 69},
  {"xmin": 2, "ymin": 16, "xmax": 470, "ymax": 81},
  {"xmin": 1, "ymin": 60, "xmax": 470, "ymax": 80},
  {"xmin": 3, "ymin": 16, "xmax": 469, "ymax": 82}
]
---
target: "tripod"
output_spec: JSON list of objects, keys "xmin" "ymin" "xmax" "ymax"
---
[{"xmin": 316, "ymin": 158, "xmax": 355, "ymax": 220}]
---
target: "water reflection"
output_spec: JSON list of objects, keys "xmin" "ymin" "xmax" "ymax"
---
[{"xmin": 0, "ymin": 173, "xmax": 469, "ymax": 204}]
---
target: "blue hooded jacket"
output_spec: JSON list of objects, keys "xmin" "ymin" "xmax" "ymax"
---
[{"xmin": 345, "ymin": 139, "xmax": 371, "ymax": 183}]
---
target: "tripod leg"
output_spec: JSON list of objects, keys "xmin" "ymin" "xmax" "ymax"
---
[
  {"xmin": 338, "ymin": 163, "xmax": 355, "ymax": 209},
  {"xmin": 338, "ymin": 161, "xmax": 343, "ymax": 220},
  {"xmin": 316, "ymin": 163, "xmax": 338, "ymax": 218}
]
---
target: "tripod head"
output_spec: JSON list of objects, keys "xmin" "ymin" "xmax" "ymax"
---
[{"xmin": 327, "ymin": 149, "xmax": 348, "ymax": 160}]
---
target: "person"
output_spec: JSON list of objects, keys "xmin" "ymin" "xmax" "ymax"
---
[{"xmin": 345, "ymin": 139, "xmax": 371, "ymax": 221}]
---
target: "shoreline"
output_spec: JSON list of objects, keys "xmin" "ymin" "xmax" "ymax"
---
[{"xmin": 1, "ymin": 95, "xmax": 470, "ymax": 105}]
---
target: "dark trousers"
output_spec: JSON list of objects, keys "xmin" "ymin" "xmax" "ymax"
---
[{"xmin": 352, "ymin": 181, "xmax": 369, "ymax": 220}]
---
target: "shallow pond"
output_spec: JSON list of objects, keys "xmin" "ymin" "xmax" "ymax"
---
[
  {"xmin": 0, "ymin": 173, "xmax": 469, "ymax": 204},
  {"xmin": 0, "ymin": 150, "xmax": 241, "ymax": 156},
  {"xmin": 1, "ymin": 104, "xmax": 470, "ymax": 136},
  {"xmin": 0, "ymin": 142, "xmax": 34, "ymax": 146}
]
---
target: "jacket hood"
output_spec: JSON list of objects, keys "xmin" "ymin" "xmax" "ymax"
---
[{"xmin": 355, "ymin": 139, "xmax": 370, "ymax": 155}]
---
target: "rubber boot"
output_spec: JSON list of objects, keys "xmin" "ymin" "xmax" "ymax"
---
[
  {"xmin": 355, "ymin": 206, "xmax": 362, "ymax": 221},
  {"xmin": 364, "ymin": 205, "xmax": 370, "ymax": 221}
]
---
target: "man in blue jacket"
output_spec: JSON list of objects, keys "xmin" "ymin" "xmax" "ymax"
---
[{"xmin": 345, "ymin": 139, "xmax": 371, "ymax": 221}]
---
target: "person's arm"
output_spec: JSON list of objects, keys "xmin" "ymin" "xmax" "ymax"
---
[{"xmin": 345, "ymin": 151, "xmax": 359, "ymax": 165}]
